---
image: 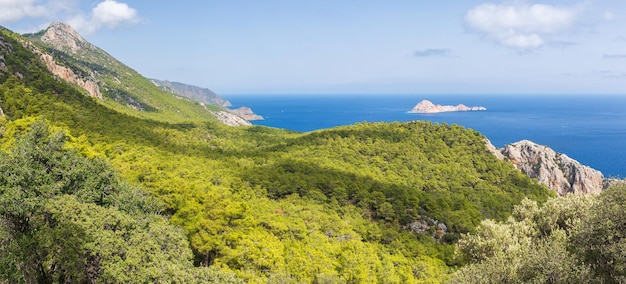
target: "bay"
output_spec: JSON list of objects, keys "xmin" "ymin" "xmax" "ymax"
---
[{"xmin": 225, "ymin": 94, "xmax": 626, "ymax": 178}]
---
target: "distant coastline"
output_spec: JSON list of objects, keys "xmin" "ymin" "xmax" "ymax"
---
[
  {"xmin": 408, "ymin": 100, "xmax": 487, "ymax": 113},
  {"xmin": 225, "ymin": 94, "xmax": 626, "ymax": 177}
]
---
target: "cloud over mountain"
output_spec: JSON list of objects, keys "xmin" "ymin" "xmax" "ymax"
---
[
  {"xmin": 0, "ymin": 0, "xmax": 138, "ymax": 34},
  {"xmin": 69, "ymin": 0, "xmax": 139, "ymax": 34},
  {"xmin": 465, "ymin": 2, "xmax": 581, "ymax": 49}
]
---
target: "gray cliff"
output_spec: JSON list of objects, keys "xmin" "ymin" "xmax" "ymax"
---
[{"xmin": 487, "ymin": 139, "xmax": 605, "ymax": 196}]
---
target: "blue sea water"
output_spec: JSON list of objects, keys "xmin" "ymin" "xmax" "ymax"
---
[{"xmin": 225, "ymin": 94, "xmax": 626, "ymax": 178}]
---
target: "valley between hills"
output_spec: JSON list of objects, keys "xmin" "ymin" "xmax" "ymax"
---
[{"xmin": 0, "ymin": 23, "xmax": 624, "ymax": 283}]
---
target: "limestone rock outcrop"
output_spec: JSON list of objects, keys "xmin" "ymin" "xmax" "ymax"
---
[
  {"xmin": 409, "ymin": 100, "xmax": 486, "ymax": 113},
  {"xmin": 38, "ymin": 52, "xmax": 102, "ymax": 99},
  {"xmin": 40, "ymin": 22, "xmax": 88, "ymax": 54},
  {"xmin": 494, "ymin": 140, "xmax": 604, "ymax": 196}
]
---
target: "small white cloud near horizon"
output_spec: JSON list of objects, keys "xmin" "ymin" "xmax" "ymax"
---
[
  {"xmin": 68, "ymin": 0, "xmax": 139, "ymax": 35},
  {"xmin": 465, "ymin": 2, "xmax": 582, "ymax": 49}
]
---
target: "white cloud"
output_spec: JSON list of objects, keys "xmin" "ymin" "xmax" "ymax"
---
[
  {"xmin": 92, "ymin": 0, "xmax": 138, "ymax": 28},
  {"xmin": 0, "ymin": 0, "xmax": 138, "ymax": 34},
  {"xmin": 465, "ymin": 2, "xmax": 581, "ymax": 49},
  {"xmin": 0, "ymin": 0, "xmax": 49, "ymax": 22},
  {"xmin": 69, "ymin": 0, "xmax": 139, "ymax": 34}
]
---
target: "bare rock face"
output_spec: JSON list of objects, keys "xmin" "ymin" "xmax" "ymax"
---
[
  {"xmin": 409, "ymin": 100, "xmax": 486, "ymax": 113},
  {"xmin": 406, "ymin": 216, "xmax": 448, "ymax": 241},
  {"xmin": 0, "ymin": 34, "xmax": 13, "ymax": 74},
  {"xmin": 38, "ymin": 51, "xmax": 102, "ymax": 99},
  {"xmin": 228, "ymin": 106, "xmax": 264, "ymax": 121},
  {"xmin": 0, "ymin": 55, "xmax": 7, "ymax": 74},
  {"xmin": 499, "ymin": 140, "xmax": 604, "ymax": 196}
]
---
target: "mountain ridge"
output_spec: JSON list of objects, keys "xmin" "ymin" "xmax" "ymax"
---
[
  {"xmin": 150, "ymin": 78, "xmax": 231, "ymax": 107},
  {"xmin": 22, "ymin": 22, "xmax": 232, "ymax": 123}
]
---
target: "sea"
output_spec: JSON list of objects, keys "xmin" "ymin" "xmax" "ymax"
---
[{"xmin": 225, "ymin": 94, "xmax": 626, "ymax": 178}]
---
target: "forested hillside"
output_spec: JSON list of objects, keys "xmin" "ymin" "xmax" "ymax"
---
[{"xmin": 0, "ymin": 23, "xmax": 598, "ymax": 283}]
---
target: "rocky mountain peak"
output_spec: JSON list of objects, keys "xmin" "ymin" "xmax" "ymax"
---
[
  {"xmin": 491, "ymin": 140, "xmax": 605, "ymax": 196},
  {"xmin": 41, "ymin": 22, "xmax": 88, "ymax": 54}
]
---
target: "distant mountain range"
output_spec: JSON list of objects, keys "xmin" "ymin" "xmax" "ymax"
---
[{"xmin": 150, "ymin": 79, "xmax": 232, "ymax": 107}]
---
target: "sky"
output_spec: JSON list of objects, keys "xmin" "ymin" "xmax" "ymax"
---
[{"xmin": 1, "ymin": 0, "xmax": 626, "ymax": 95}]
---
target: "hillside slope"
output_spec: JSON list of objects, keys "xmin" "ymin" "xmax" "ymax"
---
[
  {"xmin": 0, "ymin": 24, "xmax": 556, "ymax": 283},
  {"xmin": 23, "ymin": 23, "xmax": 226, "ymax": 123}
]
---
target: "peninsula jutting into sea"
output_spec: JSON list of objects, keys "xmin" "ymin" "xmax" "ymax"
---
[{"xmin": 409, "ymin": 99, "xmax": 487, "ymax": 113}]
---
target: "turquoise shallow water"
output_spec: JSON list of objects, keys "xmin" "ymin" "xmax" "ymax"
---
[{"xmin": 225, "ymin": 94, "xmax": 626, "ymax": 177}]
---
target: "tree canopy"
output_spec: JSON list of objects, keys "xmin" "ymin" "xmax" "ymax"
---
[
  {"xmin": 452, "ymin": 183, "xmax": 626, "ymax": 283},
  {"xmin": 0, "ymin": 121, "xmax": 240, "ymax": 283}
]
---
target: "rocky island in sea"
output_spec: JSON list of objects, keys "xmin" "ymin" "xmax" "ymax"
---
[{"xmin": 409, "ymin": 100, "xmax": 486, "ymax": 113}]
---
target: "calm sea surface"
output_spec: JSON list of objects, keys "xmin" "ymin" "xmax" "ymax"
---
[{"xmin": 225, "ymin": 94, "xmax": 626, "ymax": 177}]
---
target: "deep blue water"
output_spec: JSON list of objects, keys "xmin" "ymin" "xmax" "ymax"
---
[{"xmin": 225, "ymin": 94, "xmax": 626, "ymax": 177}]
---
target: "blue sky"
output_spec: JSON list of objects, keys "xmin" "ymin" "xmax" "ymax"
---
[{"xmin": 1, "ymin": 0, "xmax": 626, "ymax": 95}]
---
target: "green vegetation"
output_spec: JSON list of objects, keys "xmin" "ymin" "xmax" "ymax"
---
[
  {"xmin": 0, "ymin": 121, "xmax": 241, "ymax": 283},
  {"xmin": 9, "ymin": 24, "xmax": 618, "ymax": 283},
  {"xmin": 452, "ymin": 183, "xmax": 626, "ymax": 283}
]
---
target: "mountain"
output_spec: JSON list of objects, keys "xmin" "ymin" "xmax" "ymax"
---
[{"xmin": 22, "ymin": 22, "xmax": 238, "ymax": 124}]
